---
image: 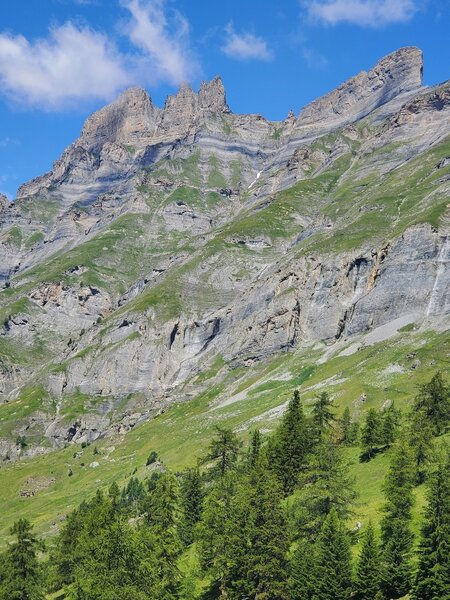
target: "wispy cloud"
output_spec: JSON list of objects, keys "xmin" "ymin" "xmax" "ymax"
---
[
  {"xmin": 302, "ymin": 47, "xmax": 328, "ymax": 68},
  {"xmin": 304, "ymin": 0, "xmax": 419, "ymax": 27},
  {"xmin": 123, "ymin": 0, "xmax": 199, "ymax": 85},
  {"xmin": 0, "ymin": 0, "xmax": 199, "ymax": 110},
  {"xmin": 222, "ymin": 23, "xmax": 272, "ymax": 61}
]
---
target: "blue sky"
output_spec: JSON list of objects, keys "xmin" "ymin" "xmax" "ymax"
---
[{"xmin": 0, "ymin": 0, "xmax": 449, "ymax": 198}]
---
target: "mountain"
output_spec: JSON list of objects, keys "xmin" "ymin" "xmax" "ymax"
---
[{"xmin": 0, "ymin": 46, "xmax": 449, "ymax": 465}]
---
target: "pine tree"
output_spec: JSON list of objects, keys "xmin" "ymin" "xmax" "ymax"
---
[
  {"xmin": 289, "ymin": 538, "xmax": 316, "ymax": 600},
  {"xmin": 143, "ymin": 472, "xmax": 182, "ymax": 599},
  {"xmin": 381, "ymin": 439, "xmax": 415, "ymax": 599},
  {"xmin": 248, "ymin": 429, "xmax": 262, "ymax": 468},
  {"xmin": 311, "ymin": 508, "xmax": 353, "ymax": 600},
  {"xmin": 197, "ymin": 473, "xmax": 237, "ymax": 596},
  {"xmin": 312, "ymin": 391, "xmax": 335, "ymax": 442},
  {"xmin": 381, "ymin": 403, "xmax": 400, "ymax": 447},
  {"xmin": 412, "ymin": 452, "xmax": 450, "ymax": 600},
  {"xmin": 0, "ymin": 519, "xmax": 44, "ymax": 600},
  {"xmin": 271, "ymin": 390, "xmax": 310, "ymax": 495},
  {"xmin": 413, "ymin": 371, "xmax": 450, "ymax": 435},
  {"xmin": 242, "ymin": 459, "xmax": 289, "ymax": 600},
  {"xmin": 201, "ymin": 425, "xmax": 241, "ymax": 478},
  {"xmin": 179, "ymin": 467, "xmax": 203, "ymax": 546},
  {"xmin": 354, "ymin": 521, "xmax": 382, "ymax": 600},
  {"xmin": 340, "ymin": 406, "xmax": 359, "ymax": 445},
  {"xmin": 361, "ymin": 408, "xmax": 382, "ymax": 460},
  {"xmin": 296, "ymin": 438, "xmax": 356, "ymax": 538},
  {"xmin": 409, "ymin": 411, "xmax": 435, "ymax": 484}
]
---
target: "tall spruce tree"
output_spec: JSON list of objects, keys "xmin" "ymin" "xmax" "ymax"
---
[
  {"xmin": 413, "ymin": 372, "xmax": 450, "ymax": 435},
  {"xmin": 0, "ymin": 519, "xmax": 44, "ymax": 600},
  {"xmin": 248, "ymin": 429, "xmax": 262, "ymax": 468},
  {"xmin": 381, "ymin": 439, "xmax": 415, "ymax": 599},
  {"xmin": 271, "ymin": 390, "xmax": 310, "ymax": 495},
  {"xmin": 361, "ymin": 408, "xmax": 382, "ymax": 459},
  {"xmin": 409, "ymin": 411, "xmax": 435, "ymax": 484},
  {"xmin": 312, "ymin": 391, "xmax": 335, "ymax": 442},
  {"xmin": 179, "ymin": 467, "xmax": 204, "ymax": 546},
  {"xmin": 412, "ymin": 452, "xmax": 450, "ymax": 600},
  {"xmin": 201, "ymin": 425, "xmax": 241, "ymax": 478},
  {"xmin": 340, "ymin": 406, "xmax": 359, "ymax": 446},
  {"xmin": 289, "ymin": 538, "xmax": 316, "ymax": 600},
  {"xmin": 354, "ymin": 521, "xmax": 382, "ymax": 600},
  {"xmin": 143, "ymin": 472, "xmax": 182, "ymax": 599},
  {"xmin": 296, "ymin": 438, "xmax": 356, "ymax": 538},
  {"xmin": 311, "ymin": 508, "xmax": 353, "ymax": 600},
  {"xmin": 241, "ymin": 459, "xmax": 289, "ymax": 600}
]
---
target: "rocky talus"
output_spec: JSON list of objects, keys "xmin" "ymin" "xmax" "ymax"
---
[{"xmin": 0, "ymin": 46, "xmax": 449, "ymax": 459}]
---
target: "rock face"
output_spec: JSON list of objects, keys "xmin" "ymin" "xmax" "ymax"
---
[
  {"xmin": 296, "ymin": 47, "xmax": 423, "ymax": 135},
  {"xmin": 1, "ymin": 47, "xmax": 450, "ymax": 458}
]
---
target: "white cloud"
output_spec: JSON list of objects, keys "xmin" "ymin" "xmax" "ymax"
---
[
  {"xmin": 304, "ymin": 0, "xmax": 419, "ymax": 27},
  {"xmin": 0, "ymin": 23, "xmax": 131, "ymax": 109},
  {"xmin": 123, "ymin": 0, "xmax": 199, "ymax": 85},
  {"xmin": 0, "ymin": 0, "xmax": 199, "ymax": 110},
  {"xmin": 222, "ymin": 23, "xmax": 272, "ymax": 61}
]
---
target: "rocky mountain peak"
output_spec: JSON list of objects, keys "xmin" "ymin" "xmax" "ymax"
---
[
  {"xmin": 197, "ymin": 76, "xmax": 230, "ymax": 113},
  {"xmin": 296, "ymin": 46, "xmax": 423, "ymax": 135},
  {"xmin": 79, "ymin": 86, "xmax": 159, "ymax": 153}
]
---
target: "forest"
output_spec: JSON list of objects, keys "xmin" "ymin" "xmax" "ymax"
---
[{"xmin": 0, "ymin": 372, "xmax": 448, "ymax": 600}]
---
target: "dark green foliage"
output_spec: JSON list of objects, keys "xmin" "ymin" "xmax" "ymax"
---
[
  {"xmin": 248, "ymin": 429, "xmax": 262, "ymax": 468},
  {"xmin": 354, "ymin": 521, "xmax": 382, "ymax": 600},
  {"xmin": 413, "ymin": 372, "xmax": 450, "ymax": 436},
  {"xmin": 409, "ymin": 411, "xmax": 435, "ymax": 484},
  {"xmin": 119, "ymin": 477, "xmax": 146, "ymax": 514},
  {"xmin": 312, "ymin": 391, "xmax": 336, "ymax": 442},
  {"xmin": 311, "ymin": 508, "xmax": 353, "ymax": 600},
  {"xmin": 146, "ymin": 450, "xmax": 158, "ymax": 465},
  {"xmin": 381, "ymin": 403, "xmax": 400, "ymax": 447},
  {"xmin": 270, "ymin": 390, "xmax": 310, "ymax": 495},
  {"xmin": 361, "ymin": 408, "xmax": 382, "ymax": 460},
  {"xmin": 179, "ymin": 468, "xmax": 204, "ymax": 546},
  {"xmin": 295, "ymin": 438, "xmax": 357, "ymax": 538},
  {"xmin": 412, "ymin": 451, "xmax": 450, "ymax": 600},
  {"xmin": 289, "ymin": 539, "xmax": 316, "ymax": 600},
  {"xmin": 200, "ymin": 426, "xmax": 241, "ymax": 478},
  {"xmin": 0, "ymin": 519, "xmax": 44, "ymax": 600},
  {"xmin": 340, "ymin": 406, "xmax": 359, "ymax": 445},
  {"xmin": 381, "ymin": 439, "xmax": 415, "ymax": 599}
]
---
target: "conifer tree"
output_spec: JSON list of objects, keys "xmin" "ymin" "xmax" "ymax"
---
[
  {"xmin": 361, "ymin": 408, "xmax": 382, "ymax": 459},
  {"xmin": 413, "ymin": 372, "xmax": 450, "ymax": 435},
  {"xmin": 381, "ymin": 439, "xmax": 415, "ymax": 599},
  {"xmin": 201, "ymin": 425, "xmax": 241, "ymax": 478},
  {"xmin": 242, "ymin": 458, "xmax": 289, "ymax": 600},
  {"xmin": 197, "ymin": 474, "xmax": 237, "ymax": 596},
  {"xmin": 0, "ymin": 519, "xmax": 44, "ymax": 600},
  {"xmin": 179, "ymin": 467, "xmax": 204, "ymax": 546},
  {"xmin": 248, "ymin": 429, "xmax": 262, "ymax": 468},
  {"xmin": 311, "ymin": 508, "xmax": 353, "ymax": 600},
  {"xmin": 412, "ymin": 452, "xmax": 450, "ymax": 600},
  {"xmin": 354, "ymin": 521, "xmax": 382, "ymax": 600},
  {"xmin": 340, "ymin": 406, "xmax": 359, "ymax": 445},
  {"xmin": 143, "ymin": 472, "xmax": 182, "ymax": 599},
  {"xmin": 289, "ymin": 538, "xmax": 316, "ymax": 600},
  {"xmin": 296, "ymin": 438, "xmax": 356, "ymax": 538},
  {"xmin": 312, "ymin": 391, "xmax": 335, "ymax": 442},
  {"xmin": 409, "ymin": 411, "xmax": 435, "ymax": 484},
  {"xmin": 271, "ymin": 390, "xmax": 310, "ymax": 495},
  {"xmin": 381, "ymin": 403, "xmax": 400, "ymax": 447}
]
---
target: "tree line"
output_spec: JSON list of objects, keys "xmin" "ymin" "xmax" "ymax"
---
[{"xmin": 0, "ymin": 372, "xmax": 448, "ymax": 599}]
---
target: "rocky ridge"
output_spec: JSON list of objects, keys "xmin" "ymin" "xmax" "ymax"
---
[{"xmin": 0, "ymin": 46, "xmax": 449, "ymax": 460}]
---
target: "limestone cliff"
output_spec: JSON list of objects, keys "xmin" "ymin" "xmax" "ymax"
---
[{"xmin": 0, "ymin": 47, "xmax": 449, "ymax": 459}]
